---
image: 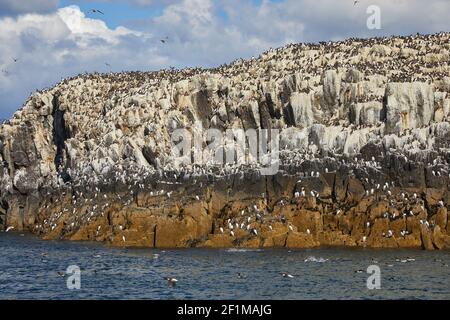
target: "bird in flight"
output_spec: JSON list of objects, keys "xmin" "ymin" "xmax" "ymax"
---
[
  {"xmin": 354, "ymin": 0, "xmax": 360, "ymax": 5},
  {"xmin": 105, "ymin": 62, "xmax": 111, "ymax": 68},
  {"xmin": 160, "ymin": 36, "xmax": 169, "ymax": 44},
  {"xmin": 89, "ymin": 9, "xmax": 104, "ymax": 15},
  {"xmin": 12, "ymin": 57, "xmax": 18, "ymax": 63}
]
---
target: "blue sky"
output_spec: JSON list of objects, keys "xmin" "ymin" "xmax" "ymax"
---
[
  {"xmin": 58, "ymin": 0, "xmax": 166, "ymax": 28},
  {"xmin": 0, "ymin": 0, "xmax": 449, "ymax": 118}
]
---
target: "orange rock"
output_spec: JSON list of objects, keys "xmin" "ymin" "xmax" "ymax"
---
[
  {"xmin": 432, "ymin": 207, "xmax": 447, "ymax": 230},
  {"xmin": 290, "ymin": 209, "xmax": 322, "ymax": 234},
  {"xmin": 350, "ymin": 213, "xmax": 369, "ymax": 239},
  {"xmin": 425, "ymin": 188, "xmax": 445, "ymax": 207},
  {"xmin": 432, "ymin": 226, "xmax": 450, "ymax": 250},
  {"xmin": 239, "ymin": 237, "xmax": 261, "ymax": 248},
  {"xmin": 420, "ymin": 224, "xmax": 435, "ymax": 250},
  {"xmin": 285, "ymin": 231, "xmax": 319, "ymax": 248},
  {"xmin": 397, "ymin": 234, "xmax": 422, "ymax": 248},
  {"xmin": 318, "ymin": 231, "xmax": 357, "ymax": 247},
  {"xmin": 368, "ymin": 201, "xmax": 390, "ymax": 220},
  {"xmin": 262, "ymin": 232, "xmax": 288, "ymax": 248},
  {"xmin": 390, "ymin": 218, "xmax": 406, "ymax": 236},
  {"xmin": 367, "ymin": 236, "xmax": 399, "ymax": 248},
  {"xmin": 200, "ymin": 234, "xmax": 234, "ymax": 248}
]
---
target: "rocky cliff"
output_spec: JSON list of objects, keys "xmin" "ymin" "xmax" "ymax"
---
[{"xmin": 0, "ymin": 32, "xmax": 449, "ymax": 249}]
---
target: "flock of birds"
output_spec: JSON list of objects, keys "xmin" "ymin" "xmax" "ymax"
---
[
  {"xmin": 1, "ymin": 15, "xmax": 448, "ymax": 252},
  {"xmin": 26, "ymin": 145, "xmax": 448, "ymax": 248},
  {"xmin": 7, "ymin": 30, "xmax": 445, "ymax": 141},
  {"xmin": 6, "ymin": 34, "xmax": 443, "ymax": 136},
  {"xmin": 0, "ymin": 21, "xmax": 448, "ymax": 294},
  {"xmin": 1, "ymin": 15, "xmax": 447, "ymax": 101},
  {"xmin": 0, "ymin": 57, "xmax": 19, "ymax": 78}
]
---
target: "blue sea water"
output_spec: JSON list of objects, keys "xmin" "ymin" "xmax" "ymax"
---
[{"xmin": 0, "ymin": 233, "xmax": 449, "ymax": 300}]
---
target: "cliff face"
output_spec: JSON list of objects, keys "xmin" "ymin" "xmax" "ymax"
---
[{"xmin": 0, "ymin": 32, "xmax": 449, "ymax": 249}]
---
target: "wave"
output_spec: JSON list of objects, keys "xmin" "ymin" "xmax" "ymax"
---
[
  {"xmin": 304, "ymin": 256, "xmax": 328, "ymax": 263},
  {"xmin": 225, "ymin": 248, "xmax": 262, "ymax": 253}
]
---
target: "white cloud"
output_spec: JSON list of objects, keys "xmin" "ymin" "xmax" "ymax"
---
[
  {"xmin": 57, "ymin": 6, "xmax": 142, "ymax": 44},
  {"xmin": 142, "ymin": 0, "xmax": 306, "ymax": 68},
  {"xmin": 0, "ymin": 5, "xmax": 167, "ymax": 117},
  {"xmin": 261, "ymin": 0, "xmax": 450, "ymax": 42}
]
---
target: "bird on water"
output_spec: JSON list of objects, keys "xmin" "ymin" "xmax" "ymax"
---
[{"xmin": 166, "ymin": 277, "xmax": 178, "ymax": 287}]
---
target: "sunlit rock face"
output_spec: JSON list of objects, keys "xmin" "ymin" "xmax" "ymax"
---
[{"xmin": 0, "ymin": 32, "xmax": 449, "ymax": 249}]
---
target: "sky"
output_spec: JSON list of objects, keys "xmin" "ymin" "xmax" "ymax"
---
[{"xmin": 0, "ymin": 0, "xmax": 449, "ymax": 119}]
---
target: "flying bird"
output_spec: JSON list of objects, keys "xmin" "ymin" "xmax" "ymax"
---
[
  {"xmin": 12, "ymin": 57, "xmax": 18, "ymax": 63},
  {"xmin": 90, "ymin": 9, "xmax": 104, "ymax": 15},
  {"xmin": 160, "ymin": 36, "xmax": 169, "ymax": 44},
  {"xmin": 354, "ymin": 0, "xmax": 360, "ymax": 5}
]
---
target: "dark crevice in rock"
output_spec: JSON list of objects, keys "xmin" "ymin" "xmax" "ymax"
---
[
  {"xmin": 142, "ymin": 146, "xmax": 158, "ymax": 168},
  {"xmin": 211, "ymin": 220, "xmax": 215, "ymax": 234},
  {"xmin": 283, "ymin": 103, "xmax": 296, "ymax": 127},
  {"xmin": 52, "ymin": 94, "xmax": 71, "ymax": 183},
  {"xmin": 106, "ymin": 211, "xmax": 111, "ymax": 226},
  {"xmin": 265, "ymin": 93, "xmax": 281, "ymax": 120},
  {"xmin": 0, "ymin": 199, "xmax": 7, "ymax": 230}
]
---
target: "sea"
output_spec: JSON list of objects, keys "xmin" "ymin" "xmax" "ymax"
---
[{"xmin": 0, "ymin": 233, "xmax": 449, "ymax": 300}]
